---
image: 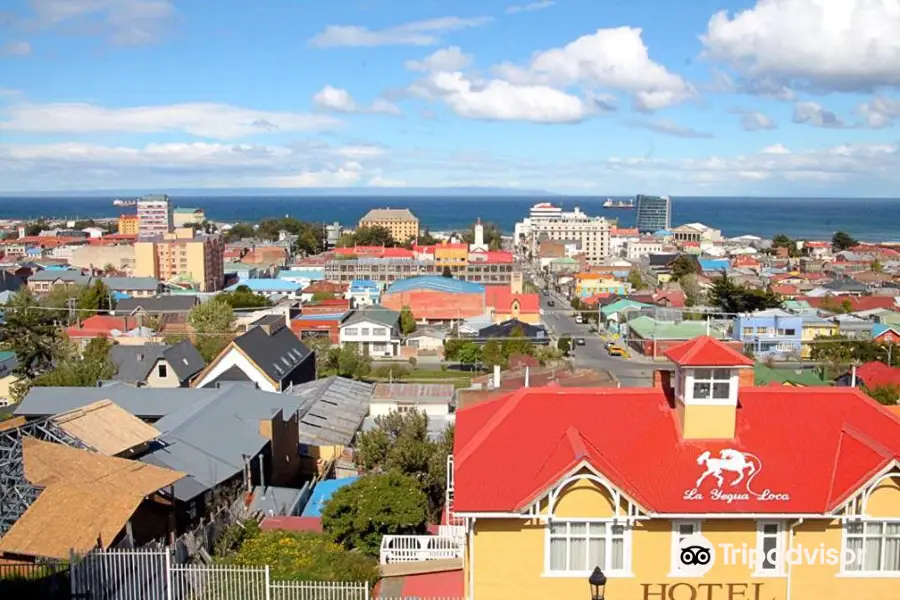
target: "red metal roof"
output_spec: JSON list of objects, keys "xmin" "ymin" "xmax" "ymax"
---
[
  {"xmin": 259, "ymin": 516, "xmax": 323, "ymax": 532},
  {"xmin": 65, "ymin": 315, "xmax": 135, "ymax": 339},
  {"xmin": 855, "ymin": 362, "xmax": 900, "ymax": 389},
  {"xmin": 484, "ymin": 286, "xmax": 540, "ymax": 314},
  {"xmin": 454, "ymin": 385, "xmax": 900, "ymax": 514},
  {"xmin": 663, "ymin": 335, "xmax": 754, "ymax": 367},
  {"xmin": 801, "ymin": 296, "xmax": 897, "ymax": 312}
]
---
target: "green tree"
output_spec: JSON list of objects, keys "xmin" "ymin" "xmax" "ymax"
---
[
  {"xmin": 339, "ymin": 226, "xmax": 396, "ymax": 248},
  {"xmin": 0, "ymin": 288, "xmax": 62, "ymax": 383},
  {"xmin": 863, "ymin": 384, "xmax": 900, "ymax": 405},
  {"xmin": 355, "ymin": 410, "xmax": 453, "ymax": 521},
  {"xmin": 72, "ymin": 219, "xmax": 97, "ymax": 230},
  {"xmin": 670, "ymin": 255, "xmax": 701, "ymax": 281},
  {"xmin": 708, "ymin": 273, "xmax": 780, "ymax": 314},
  {"xmin": 304, "ymin": 336, "xmax": 334, "ymax": 377},
  {"xmin": 502, "ymin": 325, "xmax": 534, "ymax": 359},
  {"xmin": 441, "ymin": 266, "xmax": 453, "ymax": 278},
  {"xmin": 400, "ymin": 305, "xmax": 417, "ymax": 335},
  {"xmin": 311, "ymin": 291, "xmax": 336, "ymax": 302},
  {"xmin": 323, "ymin": 343, "xmax": 371, "ymax": 379},
  {"xmin": 482, "ymin": 340, "xmax": 505, "ymax": 368},
  {"xmin": 322, "ymin": 470, "xmax": 429, "ymax": 556},
  {"xmin": 226, "ymin": 529, "xmax": 378, "ymax": 584},
  {"xmin": 872, "ymin": 259, "xmax": 883, "ymax": 273},
  {"xmin": 627, "ymin": 269, "xmax": 645, "ymax": 291},
  {"xmin": 442, "ymin": 339, "xmax": 466, "ymax": 361},
  {"xmin": 557, "ymin": 336, "xmax": 571, "ymax": 354},
  {"xmin": 680, "ymin": 274, "xmax": 702, "ymax": 307},
  {"xmin": 77, "ymin": 280, "xmax": 113, "ymax": 313},
  {"xmin": 30, "ymin": 338, "xmax": 117, "ymax": 389},
  {"xmin": 456, "ymin": 341, "xmax": 483, "ymax": 367},
  {"xmin": 417, "ymin": 228, "xmax": 438, "ymax": 246},
  {"xmin": 224, "ymin": 222, "xmax": 256, "ymax": 242},
  {"xmin": 219, "ymin": 285, "xmax": 272, "ymax": 309},
  {"xmin": 24, "ymin": 219, "xmax": 49, "ymax": 236},
  {"xmin": 188, "ymin": 298, "xmax": 236, "ymax": 362},
  {"xmin": 832, "ymin": 231, "xmax": 857, "ymax": 251}
]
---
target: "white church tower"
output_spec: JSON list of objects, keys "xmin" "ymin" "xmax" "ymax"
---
[{"xmin": 470, "ymin": 218, "xmax": 489, "ymax": 252}]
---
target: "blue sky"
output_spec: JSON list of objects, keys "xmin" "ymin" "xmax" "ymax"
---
[{"xmin": 1, "ymin": 0, "xmax": 900, "ymax": 195}]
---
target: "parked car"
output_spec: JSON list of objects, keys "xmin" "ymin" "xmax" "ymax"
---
[{"xmin": 576, "ymin": 338, "xmax": 586, "ymax": 346}]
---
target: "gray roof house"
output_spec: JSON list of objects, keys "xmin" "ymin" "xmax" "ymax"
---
[
  {"xmin": 101, "ymin": 277, "xmax": 163, "ymax": 295},
  {"xmin": 111, "ymin": 340, "xmax": 206, "ymax": 387},
  {"xmin": 340, "ymin": 306, "xmax": 401, "ymax": 330},
  {"xmin": 16, "ymin": 377, "xmax": 375, "ymax": 508},
  {"xmin": 192, "ymin": 318, "xmax": 315, "ymax": 392},
  {"xmin": 114, "ymin": 295, "xmax": 200, "ymax": 315}
]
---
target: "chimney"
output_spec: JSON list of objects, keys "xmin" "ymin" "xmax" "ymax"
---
[
  {"xmin": 493, "ymin": 364, "xmax": 501, "ymax": 389},
  {"xmin": 525, "ymin": 366, "xmax": 530, "ymax": 388}
]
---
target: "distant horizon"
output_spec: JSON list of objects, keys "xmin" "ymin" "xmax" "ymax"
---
[{"xmin": 2, "ymin": 189, "xmax": 900, "ymax": 201}]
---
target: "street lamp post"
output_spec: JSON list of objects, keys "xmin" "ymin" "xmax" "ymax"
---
[{"xmin": 589, "ymin": 566, "xmax": 607, "ymax": 600}]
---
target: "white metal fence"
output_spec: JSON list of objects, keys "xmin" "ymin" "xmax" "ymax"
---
[
  {"xmin": 69, "ymin": 548, "xmax": 372, "ymax": 600},
  {"xmin": 379, "ymin": 535, "xmax": 464, "ymax": 564}
]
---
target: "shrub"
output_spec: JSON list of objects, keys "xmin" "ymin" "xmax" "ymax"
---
[{"xmin": 225, "ymin": 530, "xmax": 378, "ymax": 584}]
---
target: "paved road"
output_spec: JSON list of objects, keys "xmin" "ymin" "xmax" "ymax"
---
[{"xmin": 540, "ymin": 292, "xmax": 656, "ymax": 388}]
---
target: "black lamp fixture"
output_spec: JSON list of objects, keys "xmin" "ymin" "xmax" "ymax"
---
[{"xmin": 589, "ymin": 566, "xmax": 607, "ymax": 600}]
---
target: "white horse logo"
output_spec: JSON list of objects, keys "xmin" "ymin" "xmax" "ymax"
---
[{"xmin": 696, "ymin": 449, "xmax": 763, "ymax": 494}]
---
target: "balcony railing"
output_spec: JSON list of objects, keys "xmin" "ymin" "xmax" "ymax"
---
[{"xmin": 379, "ymin": 535, "xmax": 464, "ymax": 564}]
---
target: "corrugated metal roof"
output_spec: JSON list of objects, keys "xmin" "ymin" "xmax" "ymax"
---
[
  {"xmin": 289, "ymin": 377, "xmax": 374, "ymax": 446},
  {"xmin": 386, "ymin": 276, "xmax": 485, "ymax": 295}
]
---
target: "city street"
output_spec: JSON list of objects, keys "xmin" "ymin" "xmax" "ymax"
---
[{"xmin": 539, "ymin": 292, "xmax": 657, "ymax": 388}]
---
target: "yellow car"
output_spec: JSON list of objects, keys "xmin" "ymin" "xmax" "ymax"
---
[{"xmin": 607, "ymin": 345, "xmax": 627, "ymax": 357}]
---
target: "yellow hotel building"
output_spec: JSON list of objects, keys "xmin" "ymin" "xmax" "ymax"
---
[
  {"xmin": 452, "ymin": 336, "xmax": 900, "ymax": 600},
  {"xmin": 359, "ymin": 208, "xmax": 419, "ymax": 244}
]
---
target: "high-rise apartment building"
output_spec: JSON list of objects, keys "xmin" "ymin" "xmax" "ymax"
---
[
  {"xmin": 635, "ymin": 194, "xmax": 672, "ymax": 232},
  {"xmin": 516, "ymin": 204, "xmax": 610, "ymax": 262},
  {"xmin": 134, "ymin": 228, "xmax": 224, "ymax": 292},
  {"xmin": 137, "ymin": 194, "xmax": 174, "ymax": 240},
  {"xmin": 358, "ymin": 208, "xmax": 419, "ymax": 243}
]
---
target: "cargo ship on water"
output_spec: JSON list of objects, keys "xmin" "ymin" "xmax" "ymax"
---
[
  {"xmin": 603, "ymin": 198, "xmax": 634, "ymax": 209},
  {"xmin": 112, "ymin": 198, "xmax": 137, "ymax": 207}
]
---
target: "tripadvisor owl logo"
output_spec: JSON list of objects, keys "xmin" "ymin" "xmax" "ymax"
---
[{"xmin": 676, "ymin": 534, "xmax": 716, "ymax": 577}]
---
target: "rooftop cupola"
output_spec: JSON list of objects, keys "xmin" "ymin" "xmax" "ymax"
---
[{"xmin": 663, "ymin": 336, "xmax": 755, "ymax": 440}]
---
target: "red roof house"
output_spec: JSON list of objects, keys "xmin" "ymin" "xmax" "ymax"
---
[
  {"xmin": 852, "ymin": 362, "xmax": 900, "ymax": 390},
  {"xmin": 65, "ymin": 315, "xmax": 139, "ymax": 340},
  {"xmin": 453, "ymin": 336, "xmax": 900, "ymax": 515}
]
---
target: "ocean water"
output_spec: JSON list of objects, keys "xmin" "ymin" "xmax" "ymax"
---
[{"xmin": 0, "ymin": 196, "xmax": 898, "ymax": 242}]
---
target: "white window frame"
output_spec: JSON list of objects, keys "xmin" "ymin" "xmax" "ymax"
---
[
  {"xmin": 690, "ymin": 368, "xmax": 732, "ymax": 402},
  {"xmin": 373, "ymin": 327, "xmax": 387, "ymax": 336},
  {"xmin": 543, "ymin": 519, "xmax": 632, "ymax": 578},
  {"xmin": 754, "ymin": 520, "xmax": 785, "ymax": 577},
  {"xmin": 669, "ymin": 520, "xmax": 701, "ymax": 576},
  {"xmin": 841, "ymin": 519, "xmax": 900, "ymax": 576},
  {"xmin": 343, "ymin": 327, "xmax": 358, "ymax": 336}
]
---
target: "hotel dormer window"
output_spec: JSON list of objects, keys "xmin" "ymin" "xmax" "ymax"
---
[{"xmin": 691, "ymin": 368, "xmax": 731, "ymax": 400}]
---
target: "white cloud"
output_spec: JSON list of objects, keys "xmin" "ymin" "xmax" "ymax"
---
[
  {"xmin": 505, "ymin": 1, "xmax": 556, "ymax": 14},
  {"xmin": 858, "ymin": 96, "xmax": 900, "ymax": 128},
  {"xmin": 761, "ymin": 144, "xmax": 790, "ymax": 154},
  {"xmin": 493, "ymin": 27, "xmax": 695, "ymax": 110},
  {"xmin": 731, "ymin": 109, "xmax": 777, "ymax": 131},
  {"xmin": 0, "ymin": 102, "xmax": 339, "ymax": 138},
  {"xmin": 792, "ymin": 101, "xmax": 846, "ymax": 128},
  {"xmin": 702, "ymin": 0, "xmax": 900, "ymax": 92},
  {"xmin": 405, "ymin": 46, "xmax": 472, "ymax": 72},
  {"xmin": 1, "ymin": 41, "xmax": 32, "ymax": 56},
  {"xmin": 0, "ymin": 140, "xmax": 387, "ymax": 190},
  {"xmin": 312, "ymin": 86, "xmax": 401, "ymax": 116},
  {"xmin": 412, "ymin": 72, "xmax": 592, "ymax": 123},
  {"xmin": 368, "ymin": 172, "xmax": 408, "ymax": 187},
  {"xmin": 308, "ymin": 16, "xmax": 491, "ymax": 48},
  {"xmin": 27, "ymin": 0, "xmax": 177, "ymax": 45},
  {"xmin": 627, "ymin": 118, "xmax": 714, "ymax": 138}
]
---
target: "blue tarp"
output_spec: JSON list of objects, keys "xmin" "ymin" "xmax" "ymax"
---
[{"xmin": 301, "ymin": 477, "xmax": 359, "ymax": 517}]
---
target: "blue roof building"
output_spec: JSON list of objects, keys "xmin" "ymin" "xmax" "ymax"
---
[
  {"xmin": 301, "ymin": 477, "xmax": 359, "ymax": 517},
  {"xmin": 386, "ymin": 276, "xmax": 485, "ymax": 295},
  {"xmin": 225, "ymin": 279, "xmax": 301, "ymax": 294},
  {"xmin": 699, "ymin": 259, "xmax": 730, "ymax": 272},
  {"xmin": 733, "ymin": 309, "xmax": 803, "ymax": 359}
]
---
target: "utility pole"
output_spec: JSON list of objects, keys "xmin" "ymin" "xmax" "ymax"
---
[{"xmin": 66, "ymin": 296, "xmax": 76, "ymax": 325}]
